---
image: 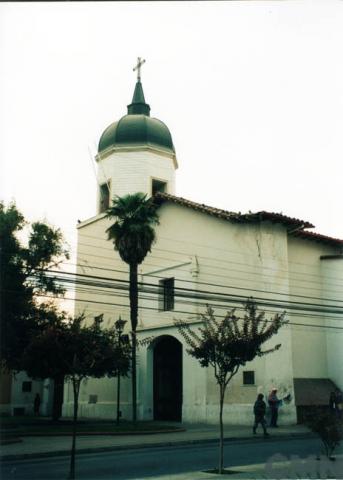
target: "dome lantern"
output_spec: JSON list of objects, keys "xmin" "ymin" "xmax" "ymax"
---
[{"xmin": 127, "ymin": 58, "xmax": 150, "ymax": 115}]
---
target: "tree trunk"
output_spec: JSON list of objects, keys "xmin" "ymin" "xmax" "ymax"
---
[
  {"xmin": 68, "ymin": 379, "xmax": 80, "ymax": 480},
  {"xmin": 52, "ymin": 373, "xmax": 64, "ymax": 421},
  {"xmin": 129, "ymin": 262, "xmax": 138, "ymax": 423},
  {"xmin": 116, "ymin": 372, "xmax": 121, "ymax": 426},
  {"xmin": 218, "ymin": 383, "xmax": 225, "ymax": 474}
]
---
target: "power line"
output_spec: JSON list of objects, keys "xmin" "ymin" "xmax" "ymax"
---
[
  {"xmin": 4, "ymin": 248, "xmax": 343, "ymax": 319},
  {"xmin": 27, "ymin": 291, "xmax": 343, "ymax": 332},
  {"xmin": 41, "ymin": 267, "xmax": 343, "ymax": 313},
  {"xmin": 63, "ymin": 258, "xmax": 343, "ymax": 305},
  {"xmin": 30, "ymin": 268, "xmax": 343, "ymax": 319},
  {"xmin": 70, "ymin": 239, "xmax": 343, "ymax": 292},
  {"xmin": 3, "ymin": 240, "xmax": 343, "ymax": 294},
  {"xmin": 5, "ymin": 277, "xmax": 342, "ymax": 332},
  {"xmin": 56, "ymin": 283, "xmax": 343, "ymax": 327}
]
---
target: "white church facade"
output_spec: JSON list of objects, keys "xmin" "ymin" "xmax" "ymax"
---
[{"xmin": 62, "ymin": 63, "xmax": 343, "ymax": 425}]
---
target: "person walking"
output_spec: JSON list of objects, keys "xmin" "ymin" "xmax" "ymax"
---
[
  {"xmin": 34, "ymin": 393, "xmax": 41, "ymax": 416},
  {"xmin": 253, "ymin": 393, "xmax": 269, "ymax": 437},
  {"xmin": 268, "ymin": 388, "xmax": 280, "ymax": 427}
]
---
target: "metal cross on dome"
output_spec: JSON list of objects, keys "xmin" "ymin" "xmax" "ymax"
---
[{"xmin": 133, "ymin": 57, "xmax": 146, "ymax": 81}]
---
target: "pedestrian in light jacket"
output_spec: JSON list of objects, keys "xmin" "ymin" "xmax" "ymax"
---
[{"xmin": 268, "ymin": 388, "xmax": 280, "ymax": 427}]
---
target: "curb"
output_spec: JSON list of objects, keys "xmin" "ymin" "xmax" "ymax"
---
[
  {"xmin": 0, "ymin": 432, "xmax": 315, "ymax": 462},
  {"xmin": 0, "ymin": 438, "xmax": 22, "ymax": 446},
  {"xmin": 0, "ymin": 428, "xmax": 185, "ymax": 437}
]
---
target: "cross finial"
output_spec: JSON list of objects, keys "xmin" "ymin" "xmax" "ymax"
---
[{"xmin": 133, "ymin": 57, "xmax": 146, "ymax": 82}]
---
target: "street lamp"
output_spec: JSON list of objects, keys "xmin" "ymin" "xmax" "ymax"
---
[{"xmin": 115, "ymin": 317, "xmax": 126, "ymax": 426}]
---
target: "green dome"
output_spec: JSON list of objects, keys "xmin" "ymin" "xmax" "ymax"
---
[
  {"xmin": 98, "ymin": 80, "xmax": 175, "ymax": 155},
  {"xmin": 98, "ymin": 114, "xmax": 175, "ymax": 154}
]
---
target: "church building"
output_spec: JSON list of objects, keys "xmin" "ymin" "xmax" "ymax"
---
[{"xmin": 62, "ymin": 61, "xmax": 343, "ymax": 425}]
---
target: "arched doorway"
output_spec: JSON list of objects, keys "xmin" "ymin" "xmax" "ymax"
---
[{"xmin": 153, "ymin": 336, "xmax": 182, "ymax": 421}]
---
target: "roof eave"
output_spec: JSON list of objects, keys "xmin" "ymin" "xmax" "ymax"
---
[{"xmin": 154, "ymin": 193, "xmax": 312, "ymax": 230}]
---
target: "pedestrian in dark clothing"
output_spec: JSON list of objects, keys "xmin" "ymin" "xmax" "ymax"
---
[
  {"xmin": 268, "ymin": 388, "xmax": 280, "ymax": 427},
  {"xmin": 253, "ymin": 393, "xmax": 269, "ymax": 437},
  {"xmin": 34, "ymin": 393, "xmax": 41, "ymax": 416}
]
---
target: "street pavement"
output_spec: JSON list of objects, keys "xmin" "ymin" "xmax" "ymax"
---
[
  {"xmin": 3, "ymin": 422, "xmax": 342, "ymax": 479},
  {"xmin": 0, "ymin": 422, "xmax": 311, "ymax": 460}
]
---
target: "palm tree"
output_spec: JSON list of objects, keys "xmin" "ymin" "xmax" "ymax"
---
[{"xmin": 106, "ymin": 192, "xmax": 159, "ymax": 422}]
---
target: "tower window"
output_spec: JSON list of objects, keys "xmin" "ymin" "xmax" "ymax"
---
[
  {"xmin": 243, "ymin": 371, "xmax": 255, "ymax": 385},
  {"xmin": 152, "ymin": 179, "xmax": 167, "ymax": 196},
  {"xmin": 159, "ymin": 278, "xmax": 174, "ymax": 311},
  {"xmin": 99, "ymin": 183, "xmax": 110, "ymax": 213}
]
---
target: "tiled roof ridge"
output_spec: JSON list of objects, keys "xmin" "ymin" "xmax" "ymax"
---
[
  {"xmin": 154, "ymin": 192, "xmax": 313, "ymax": 229},
  {"xmin": 292, "ymin": 230, "xmax": 343, "ymax": 246},
  {"xmin": 153, "ymin": 192, "xmax": 343, "ymax": 246},
  {"xmin": 154, "ymin": 192, "xmax": 240, "ymax": 220}
]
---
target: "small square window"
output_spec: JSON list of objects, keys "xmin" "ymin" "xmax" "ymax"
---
[
  {"xmin": 159, "ymin": 278, "xmax": 174, "ymax": 311},
  {"xmin": 22, "ymin": 381, "xmax": 32, "ymax": 393},
  {"xmin": 88, "ymin": 395, "xmax": 98, "ymax": 404},
  {"xmin": 243, "ymin": 371, "xmax": 255, "ymax": 385},
  {"xmin": 152, "ymin": 179, "xmax": 167, "ymax": 196}
]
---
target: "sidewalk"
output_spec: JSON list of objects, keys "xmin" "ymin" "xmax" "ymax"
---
[
  {"xmin": 134, "ymin": 454, "xmax": 343, "ymax": 480},
  {"xmin": 0, "ymin": 423, "xmax": 312, "ymax": 461}
]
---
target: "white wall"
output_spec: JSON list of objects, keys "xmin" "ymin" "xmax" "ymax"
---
[
  {"xmin": 70, "ymin": 200, "xmax": 341, "ymax": 424},
  {"xmin": 10, "ymin": 372, "xmax": 44, "ymax": 416},
  {"xmin": 96, "ymin": 148, "xmax": 176, "ymax": 213},
  {"xmin": 146, "ymin": 203, "xmax": 296, "ymax": 424},
  {"xmin": 287, "ymin": 237, "xmax": 337, "ymax": 379},
  {"xmin": 323, "ymin": 257, "xmax": 343, "ymax": 390}
]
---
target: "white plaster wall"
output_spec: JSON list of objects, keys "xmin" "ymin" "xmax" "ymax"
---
[
  {"xmin": 96, "ymin": 149, "xmax": 176, "ymax": 212},
  {"xmin": 69, "ymin": 202, "xmax": 343, "ymax": 425},
  {"xmin": 147, "ymin": 203, "xmax": 296, "ymax": 423},
  {"xmin": 62, "ymin": 375, "xmax": 132, "ymax": 419},
  {"xmin": 10, "ymin": 372, "xmax": 44, "ymax": 416},
  {"xmin": 287, "ymin": 238, "xmax": 334, "ymax": 379},
  {"xmin": 74, "ymin": 215, "xmax": 130, "ymax": 322},
  {"xmin": 322, "ymin": 257, "xmax": 343, "ymax": 390},
  {"xmin": 138, "ymin": 204, "xmax": 296, "ymax": 424}
]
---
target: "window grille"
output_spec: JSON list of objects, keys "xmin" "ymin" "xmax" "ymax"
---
[{"xmin": 159, "ymin": 278, "xmax": 174, "ymax": 311}]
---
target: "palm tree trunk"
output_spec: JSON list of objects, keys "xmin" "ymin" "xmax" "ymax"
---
[
  {"xmin": 219, "ymin": 383, "xmax": 225, "ymax": 474},
  {"xmin": 68, "ymin": 378, "xmax": 80, "ymax": 480},
  {"xmin": 129, "ymin": 262, "xmax": 138, "ymax": 423}
]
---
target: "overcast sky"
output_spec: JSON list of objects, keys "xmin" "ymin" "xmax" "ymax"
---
[{"xmin": 1, "ymin": 1, "xmax": 343, "ymax": 258}]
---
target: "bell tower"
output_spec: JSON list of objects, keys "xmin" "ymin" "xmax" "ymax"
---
[{"xmin": 95, "ymin": 59, "xmax": 177, "ymax": 214}]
